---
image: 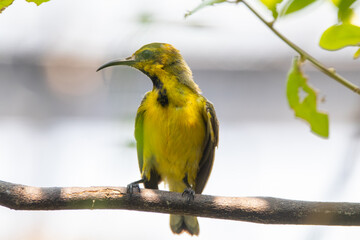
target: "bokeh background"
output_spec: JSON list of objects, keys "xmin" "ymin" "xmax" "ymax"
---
[{"xmin": 0, "ymin": 0, "xmax": 360, "ymax": 239}]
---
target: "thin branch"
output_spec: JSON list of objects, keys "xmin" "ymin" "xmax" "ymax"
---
[
  {"xmin": 1, "ymin": 180, "xmax": 360, "ymax": 226},
  {"xmin": 237, "ymin": 0, "xmax": 360, "ymax": 94}
]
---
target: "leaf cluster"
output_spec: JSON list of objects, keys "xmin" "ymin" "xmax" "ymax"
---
[{"xmin": 0, "ymin": 0, "xmax": 49, "ymax": 13}]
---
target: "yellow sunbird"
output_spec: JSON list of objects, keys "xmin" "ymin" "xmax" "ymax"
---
[{"xmin": 97, "ymin": 43, "xmax": 219, "ymax": 236}]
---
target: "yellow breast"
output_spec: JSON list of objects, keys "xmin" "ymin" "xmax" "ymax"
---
[{"xmin": 140, "ymin": 88, "xmax": 206, "ymax": 192}]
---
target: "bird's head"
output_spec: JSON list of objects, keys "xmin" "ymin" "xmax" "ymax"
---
[{"xmin": 97, "ymin": 43, "xmax": 200, "ymax": 93}]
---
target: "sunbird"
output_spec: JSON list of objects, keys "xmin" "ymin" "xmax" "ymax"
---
[{"xmin": 97, "ymin": 43, "xmax": 219, "ymax": 235}]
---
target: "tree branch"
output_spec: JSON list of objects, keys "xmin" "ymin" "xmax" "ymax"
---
[{"xmin": 1, "ymin": 180, "xmax": 360, "ymax": 225}]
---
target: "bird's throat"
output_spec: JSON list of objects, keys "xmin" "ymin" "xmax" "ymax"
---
[
  {"xmin": 149, "ymin": 74, "xmax": 163, "ymax": 90},
  {"xmin": 148, "ymin": 74, "xmax": 169, "ymax": 107},
  {"xmin": 145, "ymin": 70, "xmax": 191, "ymax": 108}
]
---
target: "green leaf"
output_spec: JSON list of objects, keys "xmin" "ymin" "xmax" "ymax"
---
[
  {"xmin": 330, "ymin": 0, "xmax": 356, "ymax": 8},
  {"xmin": 338, "ymin": 7, "xmax": 355, "ymax": 23},
  {"xmin": 338, "ymin": 1, "xmax": 356, "ymax": 23},
  {"xmin": 330, "ymin": 0, "xmax": 340, "ymax": 6},
  {"xmin": 354, "ymin": 48, "xmax": 360, "ymax": 59},
  {"xmin": 330, "ymin": 0, "xmax": 356, "ymax": 22},
  {"xmin": 260, "ymin": 0, "xmax": 283, "ymax": 19},
  {"xmin": 26, "ymin": 0, "xmax": 50, "ymax": 6},
  {"xmin": 286, "ymin": 57, "xmax": 329, "ymax": 138},
  {"xmin": 280, "ymin": 0, "xmax": 317, "ymax": 16},
  {"xmin": 320, "ymin": 23, "xmax": 360, "ymax": 50},
  {"xmin": 185, "ymin": 0, "xmax": 226, "ymax": 18},
  {"xmin": 0, "ymin": 0, "xmax": 15, "ymax": 13},
  {"xmin": 337, "ymin": 0, "xmax": 356, "ymax": 9},
  {"xmin": 1, "ymin": 0, "xmax": 49, "ymax": 13}
]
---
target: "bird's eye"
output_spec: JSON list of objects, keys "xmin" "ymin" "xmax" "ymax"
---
[{"xmin": 139, "ymin": 50, "xmax": 153, "ymax": 60}]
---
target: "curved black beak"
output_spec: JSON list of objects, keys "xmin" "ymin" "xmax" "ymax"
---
[{"xmin": 96, "ymin": 55, "xmax": 136, "ymax": 72}]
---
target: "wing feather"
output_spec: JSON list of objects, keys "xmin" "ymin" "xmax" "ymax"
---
[
  {"xmin": 134, "ymin": 93, "xmax": 161, "ymax": 189},
  {"xmin": 195, "ymin": 101, "xmax": 219, "ymax": 194},
  {"xmin": 135, "ymin": 108, "xmax": 145, "ymax": 173}
]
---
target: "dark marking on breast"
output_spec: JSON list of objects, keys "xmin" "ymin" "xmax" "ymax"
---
[{"xmin": 157, "ymin": 88, "xmax": 169, "ymax": 107}]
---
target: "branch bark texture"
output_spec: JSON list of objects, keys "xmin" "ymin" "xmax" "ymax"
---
[{"xmin": 1, "ymin": 180, "xmax": 360, "ymax": 226}]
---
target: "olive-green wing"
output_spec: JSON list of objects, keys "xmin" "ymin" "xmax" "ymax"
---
[
  {"xmin": 195, "ymin": 101, "xmax": 219, "ymax": 194},
  {"xmin": 134, "ymin": 108, "xmax": 145, "ymax": 174},
  {"xmin": 134, "ymin": 94, "xmax": 161, "ymax": 189}
]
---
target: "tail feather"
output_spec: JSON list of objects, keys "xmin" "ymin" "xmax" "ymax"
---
[{"xmin": 170, "ymin": 214, "xmax": 199, "ymax": 236}]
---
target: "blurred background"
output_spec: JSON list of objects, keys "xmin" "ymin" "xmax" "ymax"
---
[{"xmin": 0, "ymin": 0, "xmax": 360, "ymax": 239}]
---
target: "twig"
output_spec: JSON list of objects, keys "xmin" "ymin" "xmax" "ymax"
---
[
  {"xmin": 1, "ymin": 180, "xmax": 360, "ymax": 225},
  {"xmin": 237, "ymin": 0, "xmax": 360, "ymax": 94}
]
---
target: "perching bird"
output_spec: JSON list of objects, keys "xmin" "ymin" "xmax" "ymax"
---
[{"xmin": 97, "ymin": 43, "xmax": 219, "ymax": 236}]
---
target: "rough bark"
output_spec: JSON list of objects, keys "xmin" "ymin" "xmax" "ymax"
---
[{"xmin": 1, "ymin": 180, "xmax": 360, "ymax": 225}]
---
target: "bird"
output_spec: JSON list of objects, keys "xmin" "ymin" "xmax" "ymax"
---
[{"xmin": 97, "ymin": 43, "xmax": 219, "ymax": 236}]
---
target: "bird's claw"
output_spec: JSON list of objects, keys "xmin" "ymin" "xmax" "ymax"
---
[
  {"xmin": 182, "ymin": 188, "xmax": 195, "ymax": 202},
  {"xmin": 127, "ymin": 183, "xmax": 141, "ymax": 196}
]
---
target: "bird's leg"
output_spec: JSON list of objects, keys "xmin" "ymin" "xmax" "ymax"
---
[
  {"xmin": 127, "ymin": 177, "xmax": 146, "ymax": 195},
  {"xmin": 182, "ymin": 175, "xmax": 195, "ymax": 202}
]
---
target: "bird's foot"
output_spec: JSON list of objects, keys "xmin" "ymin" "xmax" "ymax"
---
[
  {"xmin": 182, "ymin": 188, "xmax": 195, "ymax": 203},
  {"xmin": 126, "ymin": 183, "xmax": 140, "ymax": 196},
  {"xmin": 126, "ymin": 178, "xmax": 146, "ymax": 196}
]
